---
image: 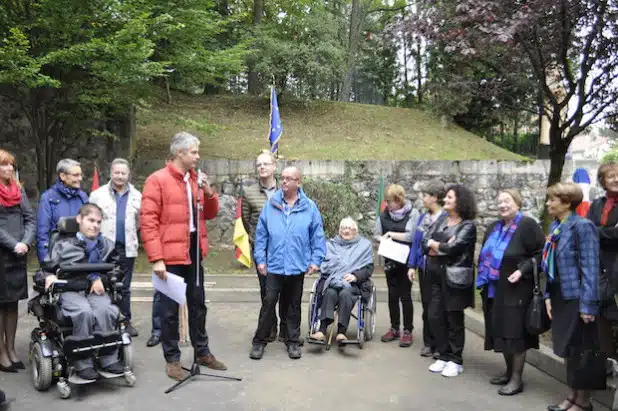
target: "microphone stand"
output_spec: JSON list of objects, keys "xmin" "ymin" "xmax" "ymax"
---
[{"xmin": 165, "ymin": 165, "xmax": 242, "ymax": 394}]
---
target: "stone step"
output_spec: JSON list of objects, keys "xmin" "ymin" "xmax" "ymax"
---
[{"xmin": 129, "ymin": 273, "xmax": 419, "ymax": 303}]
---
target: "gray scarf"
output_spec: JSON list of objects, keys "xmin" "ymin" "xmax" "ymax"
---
[{"xmin": 320, "ymin": 235, "xmax": 374, "ymax": 293}]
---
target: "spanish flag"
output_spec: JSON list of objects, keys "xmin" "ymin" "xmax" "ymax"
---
[
  {"xmin": 233, "ymin": 197, "xmax": 252, "ymax": 268},
  {"xmin": 91, "ymin": 165, "xmax": 100, "ymax": 193}
]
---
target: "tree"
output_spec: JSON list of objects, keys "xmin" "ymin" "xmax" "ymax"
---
[
  {"xmin": 412, "ymin": 0, "xmax": 618, "ymax": 188},
  {"xmin": 247, "ymin": 0, "xmax": 265, "ymax": 94},
  {"xmin": 0, "ymin": 0, "xmax": 246, "ymax": 191}
]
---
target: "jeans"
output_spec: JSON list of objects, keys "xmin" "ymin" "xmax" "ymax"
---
[
  {"xmin": 115, "ymin": 243, "xmax": 135, "ymax": 321},
  {"xmin": 151, "ymin": 290, "xmax": 162, "ymax": 337}
]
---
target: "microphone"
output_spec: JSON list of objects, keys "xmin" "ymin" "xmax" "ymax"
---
[{"xmin": 196, "ymin": 167, "xmax": 203, "ymax": 188}]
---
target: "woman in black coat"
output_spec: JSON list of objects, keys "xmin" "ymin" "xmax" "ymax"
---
[
  {"xmin": 423, "ymin": 184, "xmax": 477, "ymax": 378},
  {"xmin": 587, "ymin": 162, "xmax": 618, "ymax": 360},
  {"xmin": 477, "ymin": 189, "xmax": 545, "ymax": 396},
  {"xmin": 0, "ymin": 149, "xmax": 35, "ymax": 372}
]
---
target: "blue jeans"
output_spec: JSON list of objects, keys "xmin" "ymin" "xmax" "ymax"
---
[{"xmin": 151, "ymin": 290, "xmax": 162, "ymax": 337}]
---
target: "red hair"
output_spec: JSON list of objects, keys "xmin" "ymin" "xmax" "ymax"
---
[{"xmin": 0, "ymin": 149, "xmax": 21, "ymax": 187}]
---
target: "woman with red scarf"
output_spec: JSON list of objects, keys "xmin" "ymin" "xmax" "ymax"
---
[
  {"xmin": 587, "ymin": 162, "xmax": 618, "ymax": 364},
  {"xmin": 0, "ymin": 149, "xmax": 35, "ymax": 373}
]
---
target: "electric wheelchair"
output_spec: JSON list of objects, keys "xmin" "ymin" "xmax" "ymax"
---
[
  {"xmin": 307, "ymin": 276, "xmax": 376, "ymax": 350},
  {"xmin": 27, "ymin": 217, "xmax": 136, "ymax": 399}
]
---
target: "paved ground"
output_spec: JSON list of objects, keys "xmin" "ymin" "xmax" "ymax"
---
[{"xmin": 0, "ymin": 297, "xmax": 612, "ymax": 411}]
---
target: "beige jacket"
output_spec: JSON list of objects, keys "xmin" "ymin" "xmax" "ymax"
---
[{"xmin": 89, "ymin": 182, "xmax": 142, "ymax": 257}]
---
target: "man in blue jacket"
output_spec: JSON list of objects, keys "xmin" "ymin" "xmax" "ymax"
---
[
  {"xmin": 249, "ymin": 166, "xmax": 326, "ymax": 360},
  {"xmin": 36, "ymin": 159, "xmax": 89, "ymax": 263}
]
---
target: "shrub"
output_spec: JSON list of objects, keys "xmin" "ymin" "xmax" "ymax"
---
[
  {"xmin": 301, "ymin": 178, "xmax": 364, "ymax": 238},
  {"xmin": 601, "ymin": 147, "xmax": 618, "ymax": 164}
]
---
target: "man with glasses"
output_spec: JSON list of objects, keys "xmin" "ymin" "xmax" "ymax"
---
[
  {"xmin": 249, "ymin": 166, "xmax": 326, "ymax": 360},
  {"xmin": 241, "ymin": 152, "xmax": 285, "ymax": 342},
  {"xmin": 36, "ymin": 158, "xmax": 89, "ymax": 264}
]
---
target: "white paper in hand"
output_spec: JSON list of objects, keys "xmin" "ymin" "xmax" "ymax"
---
[
  {"xmin": 378, "ymin": 238, "xmax": 410, "ymax": 264},
  {"xmin": 152, "ymin": 272, "xmax": 187, "ymax": 305}
]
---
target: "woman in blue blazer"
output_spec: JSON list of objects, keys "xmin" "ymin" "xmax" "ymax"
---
[{"xmin": 543, "ymin": 182, "xmax": 600, "ymax": 411}]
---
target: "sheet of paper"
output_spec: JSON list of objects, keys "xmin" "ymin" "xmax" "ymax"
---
[
  {"xmin": 152, "ymin": 272, "xmax": 187, "ymax": 306},
  {"xmin": 377, "ymin": 238, "xmax": 411, "ymax": 265}
]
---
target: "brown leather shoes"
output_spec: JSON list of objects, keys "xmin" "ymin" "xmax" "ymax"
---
[
  {"xmin": 197, "ymin": 354, "xmax": 227, "ymax": 371},
  {"xmin": 166, "ymin": 361, "xmax": 185, "ymax": 381}
]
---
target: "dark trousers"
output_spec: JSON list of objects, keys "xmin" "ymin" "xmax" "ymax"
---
[
  {"xmin": 428, "ymin": 283, "xmax": 465, "ymax": 364},
  {"xmin": 319, "ymin": 286, "xmax": 360, "ymax": 332},
  {"xmin": 151, "ymin": 290, "xmax": 162, "ymax": 337},
  {"xmin": 419, "ymin": 270, "xmax": 435, "ymax": 349},
  {"xmin": 160, "ymin": 234, "xmax": 210, "ymax": 362},
  {"xmin": 253, "ymin": 274, "xmax": 304, "ymax": 346},
  {"xmin": 256, "ymin": 267, "xmax": 286, "ymax": 334},
  {"xmin": 385, "ymin": 263, "xmax": 414, "ymax": 332},
  {"xmin": 115, "ymin": 243, "xmax": 135, "ymax": 321}
]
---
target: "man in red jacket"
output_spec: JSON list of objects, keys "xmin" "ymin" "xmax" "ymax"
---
[{"xmin": 140, "ymin": 131, "xmax": 226, "ymax": 381}]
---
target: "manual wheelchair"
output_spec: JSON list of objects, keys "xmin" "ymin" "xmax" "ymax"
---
[
  {"xmin": 27, "ymin": 217, "xmax": 136, "ymax": 399},
  {"xmin": 307, "ymin": 276, "xmax": 376, "ymax": 350}
]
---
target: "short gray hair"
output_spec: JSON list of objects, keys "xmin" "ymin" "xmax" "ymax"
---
[
  {"xmin": 169, "ymin": 131, "xmax": 200, "ymax": 157},
  {"xmin": 339, "ymin": 216, "xmax": 358, "ymax": 231},
  {"xmin": 110, "ymin": 158, "xmax": 131, "ymax": 173},
  {"xmin": 56, "ymin": 158, "xmax": 81, "ymax": 175}
]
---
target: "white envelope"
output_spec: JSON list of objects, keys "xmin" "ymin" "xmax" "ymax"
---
[
  {"xmin": 377, "ymin": 238, "xmax": 411, "ymax": 265},
  {"xmin": 152, "ymin": 272, "xmax": 187, "ymax": 306}
]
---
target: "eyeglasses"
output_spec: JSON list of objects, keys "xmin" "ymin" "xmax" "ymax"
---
[{"xmin": 281, "ymin": 176, "xmax": 299, "ymax": 182}]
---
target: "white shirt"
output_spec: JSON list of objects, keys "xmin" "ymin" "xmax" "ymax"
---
[{"xmin": 184, "ymin": 173, "xmax": 196, "ymax": 233}]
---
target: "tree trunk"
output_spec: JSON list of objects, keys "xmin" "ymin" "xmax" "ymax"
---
[
  {"xmin": 416, "ymin": 38, "xmax": 422, "ymax": 105},
  {"xmin": 247, "ymin": 0, "xmax": 264, "ymax": 95},
  {"xmin": 513, "ymin": 112, "xmax": 520, "ymax": 153},
  {"xmin": 339, "ymin": 0, "xmax": 362, "ymax": 102}
]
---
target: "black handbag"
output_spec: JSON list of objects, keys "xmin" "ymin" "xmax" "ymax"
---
[
  {"xmin": 566, "ymin": 322, "xmax": 607, "ymax": 390},
  {"xmin": 445, "ymin": 266, "xmax": 474, "ymax": 289},
  {"xmin": 525, "ymin": 257, "xmax": 551, "ymax": 335}
]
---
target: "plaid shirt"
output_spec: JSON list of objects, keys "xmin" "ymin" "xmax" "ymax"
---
[{"xmin": 544, "ymin": 215, "xmax": 600, "ymax": 315}]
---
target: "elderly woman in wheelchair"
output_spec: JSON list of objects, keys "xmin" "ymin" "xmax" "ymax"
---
[
  {"xmin": 28, "ymin": 204, "xmax": 135, "ymax": 399},
  {"xmin": 308, "ymin": 217, "xmax": 376, "ymax": 349}
]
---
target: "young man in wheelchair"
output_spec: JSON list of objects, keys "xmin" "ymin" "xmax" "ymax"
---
[
  {"xmin": 310, "ymin": 217, "xmax": 374, "ymax": 343},
  {"xmin": 42, "ymin": 203, "xmax": 125, "ymax": 381}
]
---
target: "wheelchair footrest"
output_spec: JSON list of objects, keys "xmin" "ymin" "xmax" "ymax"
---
[
  {"xmin": 338, "ymin": 339, "xmax": 359, "ymax": 345},
  {"xmin": 68, "ymin": 373, "xmax": 98, "ymax": 385},
  {"xmin": 306, "ymin": 338, "xmax": 327, "ymax": 345},
  {"xmin": 98, "ymin": 370, "xmax": 125, "ymax": 379}
]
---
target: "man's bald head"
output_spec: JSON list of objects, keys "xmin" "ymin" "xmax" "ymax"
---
[
  {"xmin": 282, "ymin": 166, "xmax": 301, "ymax": 180},
  {"xmin": 281, "ymin": 166, "xmax": 302, "ymax": 198}
]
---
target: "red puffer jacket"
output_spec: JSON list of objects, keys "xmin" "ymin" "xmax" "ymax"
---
[{"xmin": 140, "ymin": 162, "xmax": 219, "ymax": 265}]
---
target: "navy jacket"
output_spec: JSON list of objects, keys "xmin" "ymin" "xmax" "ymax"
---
[{"xmin": 36, "ymin": 181, "xmax": 88, "ymax": 263}]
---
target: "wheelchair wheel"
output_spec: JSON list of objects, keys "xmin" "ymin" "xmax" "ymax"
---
[
  {"xmin": 307, "ymin": 280, "xmax": 320, "ymax": 335},
  {"xmin": 31, "ymin": 342, "xmax": 53, "ymax": 391},
  {"xmin": 364, "ymin": 286, "xmax": 376, "ymax": 341},
  {"xmin": 121, "ymin": 343, "xmax": 133, "ymax": 370}
]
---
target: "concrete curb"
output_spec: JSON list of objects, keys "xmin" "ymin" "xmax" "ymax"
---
[{"xmin": 462, "ymin": 307, "xmax": 567, "ymax": 383}]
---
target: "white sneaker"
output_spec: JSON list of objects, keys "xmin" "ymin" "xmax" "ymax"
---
[
  {"xmin": 429, "ymin": 359, "xmax": 447, "ymax": 373},
  {"xmin": 441, "ymin": 361, "xmax": 463, "ymax": 377}
]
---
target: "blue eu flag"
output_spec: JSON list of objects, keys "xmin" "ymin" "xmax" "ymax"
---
[{"xmin": 269, "ymin": 87, "xmax": 282, "ymax": 153}]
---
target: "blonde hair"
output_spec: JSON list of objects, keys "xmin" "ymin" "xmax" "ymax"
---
[
  {"xmin": 499, "ymin": 189, "xmax": 522, "ymax": 208},
  {"xmin": 385, "ymin": 184, "xmax": 406, "ymax": 205},
  {"xmin": 547, "ymin": 182, "xmax": 583, "ymax": 211},
  {"xmin": 256, "ymin": 150, "xmax": 277, "ymax": 165},
  {"xmin": 0, "ymin": 149, "xmax": 20, "ymax": 187}
]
